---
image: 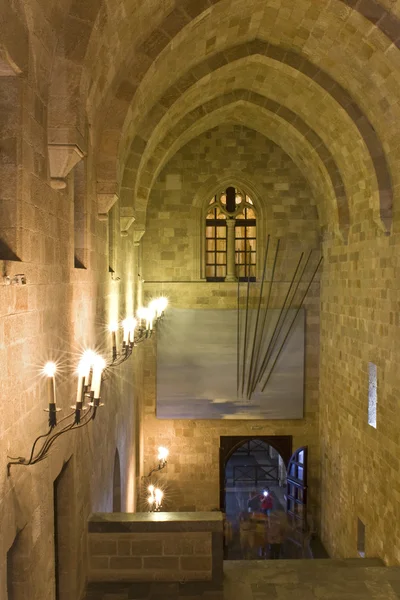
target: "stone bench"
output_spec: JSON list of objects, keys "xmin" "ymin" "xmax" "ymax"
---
[{"xmin": 87, "ymin": 511, "xmax": 223, "ymax": 591}]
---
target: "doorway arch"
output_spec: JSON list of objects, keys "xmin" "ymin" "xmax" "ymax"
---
[
  {"xmin": 113, "ymin": 449, "xmax": 122, "ymax": 512},
  {"xmin": 219, "ymin": 435, "xmax": 292, "ymax": 512}
]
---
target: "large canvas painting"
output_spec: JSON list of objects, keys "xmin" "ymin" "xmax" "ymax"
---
[{"xmin": 156, "ymin": 307, "xmax": 305, "ymax": 419}]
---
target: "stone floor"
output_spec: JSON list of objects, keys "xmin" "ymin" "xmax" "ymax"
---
[
  {"xmin": 223, "ymin": 558, "xmax": 400, "ymax": 599},
  {"xmin": 84, "ymin": 558, "xmax": 400, "ymax": 599}
]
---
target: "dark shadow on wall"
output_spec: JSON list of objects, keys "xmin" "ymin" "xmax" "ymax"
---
[
  {"xmin": 0, "ymin": 239, "xmax": 21, "ymax": 261},
  {"xmin": 113, "ymin": 449, "xmax": 122, "ymax": 512}
]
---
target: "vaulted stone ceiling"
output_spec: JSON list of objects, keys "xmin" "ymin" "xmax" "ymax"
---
[{"xmin": 16, "ymin": 0, "xmax": 400, "ymax": 236}]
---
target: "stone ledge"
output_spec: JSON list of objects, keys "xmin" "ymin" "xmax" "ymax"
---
[{"xmin": 88, "ymin": 511, "xmax": 223, "ymax": 533}]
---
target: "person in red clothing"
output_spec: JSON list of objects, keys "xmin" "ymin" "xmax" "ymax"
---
[{"xmin": 260, "ymin": 489, "xmax": 273, "ymax": 515}]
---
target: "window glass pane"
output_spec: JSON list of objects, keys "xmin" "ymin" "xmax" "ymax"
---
[
  {"xmin": 217, "ymin": 227, "xmax": 226, "ymax": 238},
  {"xmin": 235, "ymin": 239, "xmax": 244, "ymax": 251},
  {"xmin": 209, "ymin": 196, "xmax": 216, "ymax": 205},
  {"xmin": 235, "ymin": 226, "xmax": 245, "ymax": 237},
  {"xmin": 216, "ymin": 266, "xmax": 226, "ymax": 278},
  {"xmin": 206, "ymin": 239, "xmax": 215, "ymax": 251},
  {"xmin": 250, "ymin": 252, "xmax": 256, "ymax": 265},
  {"xmin": 235, "ymin": 194, "xmax": 242, "ymax": 205},
  {"xmin": 246, "ymin": 196, "xmax": 253, "ymax": 205},
  {"xmin": 247, "ymin": 239, "xmax": 256, "ymax": 252},
  {"xmin": 236, "ymin": 212, "xmax": 245, "ymax": 220},
  {"xmin": 247, "ymin": 226, "xmax": 256, "ymax": 237},
  {"xmin": 206, "ymin": 226, "xmax": 215, "ymax": 237},
  {"xmin": 298, "ymin": 450, "xmax": 304, "ymax": 464},
  {"xmin": 298, "ymin": 466, "xmax": 304, "ymax": 481},
  {"xmin": 206, "ymin": 252, "xmax": 215, "ymax": 264},
  {"xmin": 246, "ymin": 207, "xmax": 255, "ymax": 218},
  {"xmin": 220, "ymin": 194, "xmax": 226, "ymax": 205},
  {"xmin": 205, "ymin": 264, "xmax": 214, "ymax": 275},
  {"xmin": 216, "ymin": 253, "xmax": 226, "ymax": 265},
  {"xmin": 216, "ymin": 239, "xmax": 226, "ymax": 251}
]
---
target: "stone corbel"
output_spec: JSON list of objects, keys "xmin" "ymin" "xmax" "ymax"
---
[
  {"xmin": 132, "ymin": 226, "xmax": 145, "ymax": 246},
  {"xmin": 120, "ymin": 208, "xmax": 136, "ymax": 237},
  {"xmin": 97, "ymin": 182, "xmax": 119, "ymax": 221},
  {"xmin": 48, "ymin": 144, "xmax": 85, "ymax": 189}
]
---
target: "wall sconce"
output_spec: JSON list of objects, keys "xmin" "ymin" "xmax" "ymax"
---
[
  {"xmin": 6, "ymin": 298, "xmax": 168, "ymax": 475},
  {"xmin": 144, "ymin": 446, "xmax": 169, "ymax": 478},
  {"xmin": 107, "ymin": 297, "xmax": 168, "ymax": 368},
  {"xmin": 147, "ymin": 485, "xmax": 164, "ymax": 512}
]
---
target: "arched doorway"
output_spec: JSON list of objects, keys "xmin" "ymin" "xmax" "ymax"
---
[
  {"xmin": 220, "ymin": 435, "xmax": 312, "ymax": 560},
  {"xmin": 224, "ymin": 439, "xmax": 287, "ymax": 520},
  {"xmin": 113, "ymin": 449, "xmax": 122, "ymax": 512}
]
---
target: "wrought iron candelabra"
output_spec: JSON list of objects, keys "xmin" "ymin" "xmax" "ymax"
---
[{"xmin": 6, "ymin": 298, "xmax": 168, "ymax": 475}]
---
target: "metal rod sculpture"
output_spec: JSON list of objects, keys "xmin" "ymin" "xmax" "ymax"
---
[
  {"xmin": 260, "ymin": 255, "xmax": 323, "ymax": 392},
  {"xmin": 246, "ymin": 235, "xmax": 270, "ymax": 399},
  {"xmin": 251, "ymin": 250, "xmax": 307, "ymax": 396},
  {"xmin": 240, "ymin": 244, "xmax": 252, "ymax": 397},
  {"xmin": 248, "ymin": 238, "xmax": 280, "ymax": 396},
  {"xmin": 237, "ymin": 243, "xmax": 322, "ymax": 400}
]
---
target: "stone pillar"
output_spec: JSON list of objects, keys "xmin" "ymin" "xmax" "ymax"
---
[{"xmin": 225, "ymin": 218, "xmax": 237, "ymax": 281}]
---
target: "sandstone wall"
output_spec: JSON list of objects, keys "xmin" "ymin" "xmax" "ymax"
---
[
  {"xmin": 140, "ymin": 128, "xmax": 321, "ymax": 525},
  {"xmin": 0, "ymin": 32, "xmax": 143, "ymax": 600},
  {"xmin": 319, "ymin": 228, "xmax": 400, "ymax": 566}
]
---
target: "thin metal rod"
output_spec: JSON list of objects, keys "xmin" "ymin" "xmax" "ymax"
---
[
  {"xmin": 252, "ymin": 251, "xmax": 305, "ymax": 395},
  {"xmin": 250, "ymin": 238, "xmax": 280, "ymax": 395},
  {"xmin": 261, "ymin": 255, "xmax": 323, "ymax": 392},
  {"xmin": 246, "ymin": 235, "xmax": 270, "ymax": 399},
  {"xmin": 241, "ymin": 243, "xmax": 252, "ymax": 397},
  {"xmin": 236, "ymin": 274, "xmax": 241, "ymax": 395}
]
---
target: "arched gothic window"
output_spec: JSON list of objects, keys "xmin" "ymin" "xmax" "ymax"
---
[{"xmin": 205, "ymin": 186, "xmax": 256, "ymax": 281}]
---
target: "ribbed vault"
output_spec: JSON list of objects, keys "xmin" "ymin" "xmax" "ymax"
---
[
  {"xmin": 124, "ymin": 101, "xmax": 336, "ymax": 235},
  {"xmin": 13, "ymin": 0, "xmax": 400, "ymax": 233},
  {"xmin": 120, "ymin": 56, "xmax": 382, "ymax": 237},
  {"xmin": 85, "ymin": 0, "xmax": 400, "ymax": 233}
]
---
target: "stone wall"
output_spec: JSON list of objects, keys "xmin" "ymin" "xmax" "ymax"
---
[
  {"xmin": 87, "ymin": 512, "xmax": 223, "ymax": 587},
  {"xmin": 142, "ymin": 124, "xmax": 319, "ymax": 283},
  {"xmin": 0, "ymin": 48, "xmax": 143, "ymax": 600},
  {"xmin": 319, "ymin": 228, "xmax": 400, "ymax": 566},
  {"xmin": 140, "ymin": 127, "xmax": 321, "ymax": 523}
]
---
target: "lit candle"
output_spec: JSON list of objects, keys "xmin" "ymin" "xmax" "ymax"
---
[
  {"xmin": 43, "ymin": 362, "xmax": 56, "ymax": 405},
  {"xmin": 109, "ymin": 322, "xmax": 118, "ymax": 351},
  {"xmin": 136, "ymin": 306, "xmax": 148, "ymax": 329},
  {"xmin": 129, "ymin": 318, "xmax": 137, "ymax": 344},
  {"xmin": 155, "ymin": 488, "xmax": 163, "ymax": 509},
  {"xmin": 158, "ymin": 446, "xmax": 169, "ymax": 463},
  {"xmin": 148, "ymin": 307, "xmax": 156, "ymax": 331},
  {"xmin": 76, "ymin": 359, "xmax": 88, "ymax": 405},
  {"xmin": 122, "ymin": 318, "xmax": 130, "ymax": 345},
  {"xmin": 91, "ymin": 355, "xmax": 106, "ymax": 399},
  {"xmin": 81, "ymin": 350, "xmax": 95, "ymax": 387}
]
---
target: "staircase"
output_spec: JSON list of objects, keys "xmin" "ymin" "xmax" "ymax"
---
[
  {"xmin": 84, "ymin": 558, "xmax": 400, "ymax": 599},
  {"xmin": 224, "ymin": 558, "xmax": 400, "ymax": 599}
]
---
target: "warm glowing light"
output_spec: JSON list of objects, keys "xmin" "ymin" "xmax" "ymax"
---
[
  {"xmin": 122, "ymin": 317, "xmax": 137, "ymax": 344},
  {"xmin": 136, "ymin": 306, "xmax": 148, "ymax": 320},
  {"xmin": 108, "ymin": 321, "xmax": 118, "ymax": 333},
  {"xmin": 148, "ymin": 496, "xmax": 154, "ymax": 504},
  {"xmin": 158, "ymin": 446, "xmax": 169, "ymax": 461},
  {"xmin": 155, "ymin": 488, "xmax": 163, "ymax": 502},
  {"xmin": 43, "ymin": 362, "xmax": 57, "ymax": 377},
  {"xmin": 91, "ymin": 354, "xmax": 106, "ymax": 399},
  {"xmin": 148, "ymin": 485, "xmax": 155, "ymax": 493},
  {"xmin": 149, "ymin": 297, "xmax": 168, "ymax": 318}
]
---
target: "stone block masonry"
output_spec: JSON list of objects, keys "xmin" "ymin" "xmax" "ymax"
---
[{"xmin": 87, "ymin": 512, "xmax": 223, "ymax": 587}]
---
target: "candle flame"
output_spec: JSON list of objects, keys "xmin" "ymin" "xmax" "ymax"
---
[
  {"xmin": 108, "ymin": 321, "xmax": 118, "ymax": 332},
  {"xmin": 43, "ymin": 361, "xmax": 57, "ymax": 377},
  {"xmin": 158, "ymin": 446, "xmax": 169, "ymax": 461}
]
